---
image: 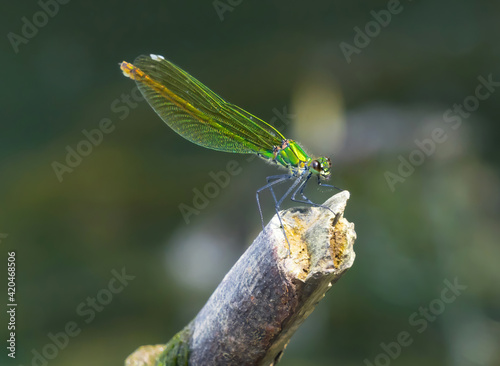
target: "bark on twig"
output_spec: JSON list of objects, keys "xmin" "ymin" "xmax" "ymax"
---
[{"xmin": 125, "ymin": 190, "xmax": 356, "ymax": 366}]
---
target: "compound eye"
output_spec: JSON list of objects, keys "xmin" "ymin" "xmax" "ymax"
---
[
  {"xmin": 311, "ymin": 160, "xmax": 321, "ymax": 172},
  {"xmin": 325, "ymin": 157, "xmax": 332, "ymax": 167}
]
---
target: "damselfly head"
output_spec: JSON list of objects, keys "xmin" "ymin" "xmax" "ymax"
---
[{"xmin": 310, "ymin": 157, "xmax": 331, "ymax": 179}]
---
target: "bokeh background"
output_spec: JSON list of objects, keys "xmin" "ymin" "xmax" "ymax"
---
[{"xmin": 1, "ymin": 0, "xmax": 499, "ymax": 365}]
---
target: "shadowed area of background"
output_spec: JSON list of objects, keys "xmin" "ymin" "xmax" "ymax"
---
[{"xmin": 1, "ymin": 0, "xmax": 499, "ymax": 365}]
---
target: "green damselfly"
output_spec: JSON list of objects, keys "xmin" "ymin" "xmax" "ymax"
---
[{"xmin": 120, "ymin": 54, "xmax": 339, "ymax": 249}]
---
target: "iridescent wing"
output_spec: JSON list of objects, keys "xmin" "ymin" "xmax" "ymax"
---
[{"xmin": 121, "ymin": 54, "xmax": 284, "ymax": 154}]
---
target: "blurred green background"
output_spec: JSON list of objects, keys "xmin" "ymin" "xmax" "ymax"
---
[{"xmin": 1, "ymin": 0, "xmax": 499, "ymax": 365}]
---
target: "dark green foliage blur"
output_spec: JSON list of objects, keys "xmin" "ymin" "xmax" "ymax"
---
[{"xmin": 1, "ymin": 0, "xmax": 499, "ymax": 365}]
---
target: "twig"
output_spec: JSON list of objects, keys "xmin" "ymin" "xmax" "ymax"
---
[{"xmin": 125, "ymin": 190, "xmax": 356, "ymax": 366}]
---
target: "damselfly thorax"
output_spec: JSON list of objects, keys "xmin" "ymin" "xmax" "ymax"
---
[{"xmin": 258, "ymin": 139, "xmax": 332, "ymax": 178}]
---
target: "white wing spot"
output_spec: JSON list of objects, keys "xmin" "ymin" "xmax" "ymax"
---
[{"xmin": 150, "ymin": 54, "xmax": 165, "ymax": 61}]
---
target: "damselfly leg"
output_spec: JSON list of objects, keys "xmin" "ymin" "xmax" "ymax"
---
[
  {"xmin": 256, "ymin": 171, "xmax": 343, "ymax": 254},
  {"xmin": 290, "ymin": 174, "xmax": 343, "ymax": 215}
]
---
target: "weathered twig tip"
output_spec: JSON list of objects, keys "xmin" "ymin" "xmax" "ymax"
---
[{"xmin": 125, "ymin": 191, "xmax": 356, "ymax": 366}]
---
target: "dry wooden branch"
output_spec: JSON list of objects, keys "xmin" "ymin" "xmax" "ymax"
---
[{"xmin": 125, "ymin": 190, "xmax": 356, "ymax": 366}]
